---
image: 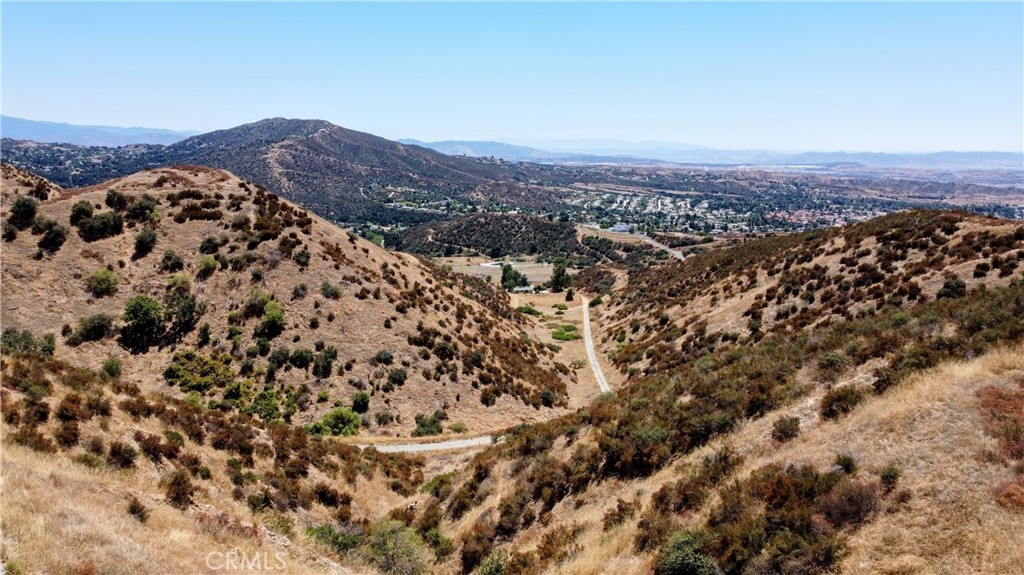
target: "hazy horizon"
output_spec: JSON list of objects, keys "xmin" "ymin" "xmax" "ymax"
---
[{"xmin": 3, "ymin": 3, "xmax": 1022, "ymax": 153}]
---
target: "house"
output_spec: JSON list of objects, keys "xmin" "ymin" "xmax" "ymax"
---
[
  {"xmin": 511, "ymin": 286, "xmax": 534, "ymax": 293},
  {"xmin": 610, "ymin": 223, "xmax": 631, "ymax": 233}
]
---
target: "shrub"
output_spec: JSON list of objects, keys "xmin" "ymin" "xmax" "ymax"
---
[
  {"xmin": 771, "ymin": 415, "xmax": 800, "ymax": 442},
  {"xmin": 937, "ymin": 277, "xmax": 967, "ymax": 299},
  {"xmin": 55, "ymin": 420, "xmax": 80, "ymax": 447},
  {"xmin": 321, "ymin": 281, "xmax": 341, "ymax": 299},
  {"xmin": 2, "ymin": 220, "xmax": 16, "ymax": 242},
  {"xmin": 656, "ymin": 531, "xmax": 717, "ymax": 575},
  {"xmin": 37, "ymin": 223, "xmax": 67, "ymax": 253},
  {"xmin": 133, "ymin": 227, "xmax": 157, "ymax": 258},
  {"xmin": 254, "ymin": 300, "xmax": 285, "ymax": 339},
  {"xmin": 127, "ymin": 496, "xmax": 149, "ymax": 522},
  {"xmin": 77, "ymin": 212, "xmax": 124, "ymax": 242},
  {"xmin": 67, "ymin": 314, "xmax": 116, "ymax": 345},
  {"xmin": 1, "ymin": 328, "xmax": 55, "ymax": 357},
  {"xmin": 105, "ymin": 189, "xmax": 129, "ymax": 211},
  {"xmin": 364, "ymin": 518, "xmax": 428, "ymax": 575},
  {"xmin": 86, "ymin": 268, "xmax": 119, "ymax": 298},
  {"xmin": 388, "ymin": 368, "xmax": 408, "ymax": 387},
  {"xmin": 293, "ymin": 249, "xmax": 311, "ymax": 268},
  {"xmin": 9, "ymin": 196, "xmax": 37, "ymax": 229},
  {"xmin": 834, "ymin": 452, "xmax": 858, "ymax": 474},
  {"xmin": 307, "ymin": 407, "xmax": 361, "ymax": 436},
  {"xmin": 413, "ymin": 411, "xmax": 445, "ymax": 437},
  {"xmin": 70, "ymin": 200, "xmax": 94, "ymax": 225},
  {"xmin": 291, "ymin": 283, "xmax": 308, "ymax": 300},
  {"xmin": 106, "ymin": 441, "xmax": 138, "ymax": 468},
  {"xmin": 816, "ymin": 478, "xmax": 878, "ymax": 527},
  {"xmin": 352, "ymin": 392, "xmax": 370, "ymax": 414},
  {"xmin": 880, "ymin": 464, "xmax": 901, "ymax": 492},
  {"xmin": 459, "ymin": 520, "xmax": 496, "ymax": 574},
  {"xmin": 307, "ymin": 524, "xmax": 364, "ymax": 555},
  {"xmin": 290, "ymin": 347, "xmax": 314, "ymax": 369},
  {"xmin": 196, "ymin": 255, "xmax": 217, "ymax": 279},
  {"xmin": 199, "ymin": 236, "xmax": 223, "ymax": 254},
  {"xmin": 820, "ymin": 385, "xmax": 864, "ymax": 420},
  {"xmin": 160, "ymin": 250, "xmax": 185, "ymax": 272},
  {"xmin": 121, "ymin": 295, "xmax": 165, "ymax": 351},
  {"xmin": 373, "ymin": 349, "xmax": 394, "ymax": 365},
  {"xmin": 163, "ymin": 469, "xmax": 195, "ymax": 508},
  {"xmin": 101, "ymin": 357, "xmax": 122, "ymax": 378}
]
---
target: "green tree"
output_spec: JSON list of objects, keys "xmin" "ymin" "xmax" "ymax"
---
[
  {"xmin": 549, "ymin": 263, "xmax": 571, "ymax": 292},
  {"xmin": 86, "ymin": 268, "xmax": 119, "ymax": 298},
  {"xmin": 254, "ymin": 300, "xmax": 285, "ymax": 339},
  {"xmin": 122, "ymin": 295, "xmax": 165, "ymax": 351},
  {"xmin": 70, "ymin": 200, "xmax": 94, "ymax": 225},
  {"xmin": 134, "ymin": 226, "xmax": 157, "ymax": 259},
  {"xmin": 501, "ymin": 264, "xmax": 528, "ymax": 290},
  {"xmin": 10, "ymin": 196, "xmax": 37, "ymax": 230},
  {"xmin": 352, "ymin": 392, "xmax": 370, "ymax": 413}
]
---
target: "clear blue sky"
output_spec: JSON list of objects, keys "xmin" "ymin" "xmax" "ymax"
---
[{"xmin": 2, "ymin": 2, "xmax": 1022, "ymax": 152}]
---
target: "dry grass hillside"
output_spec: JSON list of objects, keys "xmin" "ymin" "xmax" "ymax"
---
[
  {"xmin": 1, "ymin": 163, "xmax": 62, "ymax": 201},
  {"xmin": 391, "ymin": 249, "xmax": 1024, "ymax": 575},
  {"xmin": 1, "ymin": 166, "xmax": 576, "ymax": 437},
  {"xmin": 592, "ymin": 210, "xmax": 1024, "ymax": 379}
]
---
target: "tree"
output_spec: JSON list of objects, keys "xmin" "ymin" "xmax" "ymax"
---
[
  {"xmin": 549, "ymin": 263, "xmax": 571, "ymax": 292},
  {"xmin": 122, "ymin": 295, "xmax": 165, "ymax": 351},
  {"xmin": 38, "ymin": 224, "xmax": 67, "ymax": 253},
  {"xmin": 70, "ymin": 200, "xmax": 94, "ymax": 225},
  {"xmin": 937, "ymin": 277, "xmax": 967, "ymax": 299},
  {"xmin": 133, "ymin": 227, "xmax": 157, "ymax": 259},
  {"xmin": 10, "ymin": 197, "xmax": 37, "ymax": 230},
  {"xmin": 501, "ymin": 264, "xmax": 528, "ymax": 290},
  {"xmin": 254, "ymin": 300, "xmax": 285, "ymax": 339},
  {"xmin": 656, "ymin": 531, "xmax": 718, "ymax": 575}
]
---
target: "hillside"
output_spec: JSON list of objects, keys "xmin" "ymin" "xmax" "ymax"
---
[
  {"xmin": 0, "ymin": 166, "xmax": 576, "ymax": 437},
  {"xmin": 395, "ymin": 256, "xmax": 1024, "ymax": 575},
  {"xmin": 4, "ymin": 194, "xmax": 1024, "ymax": 574}
]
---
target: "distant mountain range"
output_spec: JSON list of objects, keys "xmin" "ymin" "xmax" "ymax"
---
[
  {"xmin": 1, "ymin": 115, "xmax": 199, "ymax": 146},
  {"xmin": 405, "ymin": 138, "xmax": 1023, "ymax": 170}
]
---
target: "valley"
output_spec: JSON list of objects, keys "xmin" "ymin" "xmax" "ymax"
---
[{"xmin": 2, "ymin": 130, "xmax": 1023, "ymax": 575}]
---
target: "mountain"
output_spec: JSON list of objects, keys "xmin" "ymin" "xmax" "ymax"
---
[
  {"xmin": 1, "ymin": 115, "xmax": 199, "ymax": 146},
  {"xmin": 1, "ymin": 118, "xmax": 571, "ymax": 224}
]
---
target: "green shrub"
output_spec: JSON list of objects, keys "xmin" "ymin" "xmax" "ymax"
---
[
  {"xmin": 307, "ymin": 407, "xmax": 361, "ymax": 436},
  {"xmin": 106, "ymin": 441, "xmax": 137, "ymax": 468},
  {"xmin": 834, "ymin": 452, "xmax": 858, "ymax": 474},
  {"xmin": 516, "ymin": 305, "xmax": 541, "ymax": 316},
  {"xmin": 86, "ymin": 268, "xmax": 119, "ymax": 298},
  {"xmin": 134, "ymin": 227, "xmax": 157, "ymax": 258},
  {"xmin": 67, "ymin": 314, "xmax": 116, "ymax": 345},
  {"xmin": 373, "ymin": 349, "xmax": 394, "ymax": 365},
  {"xmin": 70, "ymin": 200, "xmax": 94, "ymax": 225},
  {"xmin": 321, "ymin": 281, "xmax": 341, "ymax": 299},
  {"xmin": 37, "ymin": 223, "xmax": 67, "ymax": 253},
  {"xmin": 77, "ymin": 212, "xmax": 124, "ymax": 242},
  {"xmin": 352, "ymin": 392, "xmax": 371, "ymax": 414},
  {"xmin": 290, "ymin": 347, "xmax": 314, "ymax": 369},
  {"xmin": 388, "ymin": 368, "xmax": 407, "ymax": 387},
  {"xmin": 254, "ymin": 300, "xmax": 285, "ymax": 339},
  {"xmin": 9, "ymin": 196, "xmax": 37, "ymax": 229},
  {"xmin": 105, "ymin": 189, "xmax": 129, "ymax": 211},
  {"xmin": 655, "ymin": 530, "xmax": 717, "ymax": 575},
  {"xmin": 879, "ymin": 464, "xmax": 901, "ymax": 492},
  {"xmin": 160, "ymin": 250, "xmax": 185, "ymax": 272},
  {"xmin": 101, "ymin": 357, "xmax": 122, "ymax": 378},
  {"xmin": 413, "ymin": 411, "xmax": 445, "ymax": 437},
  {"xmin": 121, "ymin": 295, "xmax": 165, "ymax": 351},
  {"xmin": 1, "ymin": 328, "xmax": 55, "ymax": 357},
  {"xmin": 364, "ymin": 518, "xmax": 428, "ymax": 575},
  {"xmin": 937, "ymin": 277, "xmax": 967, "ymax": 299},
  {"xmin": 306, "ymin": 524, "xmax": 363, "ymax": 554},
  {"xmin": 163, "ymin": 349, "xmax": 236, "ymax": 394},
  {"xmin": 196, "ymin": 255, "xmax": 217, "ymax": 279}
]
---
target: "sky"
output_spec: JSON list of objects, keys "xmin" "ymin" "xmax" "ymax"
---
[{"xmin": 2, "ymin": 2, "xmax": 1022, "ymax": 153}]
